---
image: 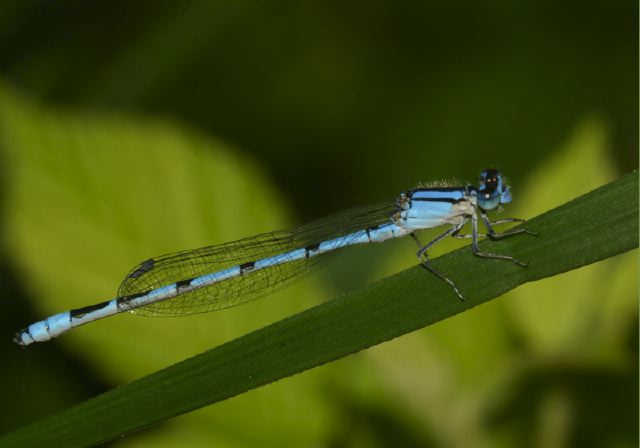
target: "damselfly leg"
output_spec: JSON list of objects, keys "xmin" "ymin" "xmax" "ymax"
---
[
  {"xmin": 412, "ymin": 211, "xmax": 537, "ymax": 300},
  {"xmin": 411, "ymin": 222, "xmax": 467, "ymax": 301},
  {"xmin": 470, "ymin": 213, "xmax": 528, "ymax": 266}
]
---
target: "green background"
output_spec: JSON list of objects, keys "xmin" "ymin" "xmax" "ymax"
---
[{"xmin": 0, "ymin": 1, "xmax": 637, "ymax": 447}]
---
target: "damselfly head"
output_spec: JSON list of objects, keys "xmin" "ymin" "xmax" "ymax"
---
[{"xmin": 477, "ymin": 169, "xmax": 511, "ymax": 210}]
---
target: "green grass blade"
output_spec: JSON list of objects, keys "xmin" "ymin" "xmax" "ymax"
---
[{"xmin": 1, "ymin": 172, "xmax": 637, "ymax": 448}]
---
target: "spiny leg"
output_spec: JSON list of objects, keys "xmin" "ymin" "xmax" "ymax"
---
[
  {"xmin": 471, "ymin": 213, "xmax": 528, "ymax": 266},
  {"xmin": 452, "ymin": 230, "xmax": 486, "ymax": 239},
  {"xmin": 480, "ymin": 213, "xmax": 538, "ymax": 240},
  {"xmin": 454, "ymin": 216, "xmax": 537, "ymax": 240},
  {"xmin": 489, "ymin": 217, "xmax": 525, "ymax": 225},
  {"xmin": 411, "ymin": 221, "xmax": 467, "ymax": 300}
]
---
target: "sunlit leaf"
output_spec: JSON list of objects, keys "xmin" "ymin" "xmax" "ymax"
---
[
  {"xmin": 506, "ymin": 118, "xmax": 638, "ymax": 358},
  {"xmin": 0, "ymin": 83, "xmax": 331, "ymax": 446}
]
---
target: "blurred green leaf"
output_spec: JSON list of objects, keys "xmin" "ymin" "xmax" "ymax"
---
[
  {"xmin": 0, "ymin": 156, "xmax": 636, "ymax": 445},
  {"xmin": 363, "ymin": 118, "xmax": 638, "ymax": 447},
  {"xmin": 0, "ymin": 83, "xmax": 332, "ymax": 446},
  {"xmin": 506, "ymin": 119, "xmax": 637, "ymax": 359}
]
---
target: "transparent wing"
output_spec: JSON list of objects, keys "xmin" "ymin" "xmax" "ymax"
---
[{"xmin": 118, "ymin": 201, "xmax": 399, "ymax": 316}]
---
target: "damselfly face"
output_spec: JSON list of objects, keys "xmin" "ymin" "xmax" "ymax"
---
[{"xmin": 477, "ymin": 169, "xmax": 511, "ymax": 210}]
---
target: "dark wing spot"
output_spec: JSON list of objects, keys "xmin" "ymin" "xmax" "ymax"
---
[{"xmin": 128, "ymin": 259, "xmax": 155, "ymax": 279}]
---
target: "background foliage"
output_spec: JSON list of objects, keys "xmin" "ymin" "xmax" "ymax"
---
[{"xmin": 0, "ymin": 1, "xmax": 637, "ymax": 447}]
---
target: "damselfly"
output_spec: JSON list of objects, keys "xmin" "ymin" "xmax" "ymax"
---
[{"xmin": 14, "ymin": 169, "xmax": 535, "ymax": 346}]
